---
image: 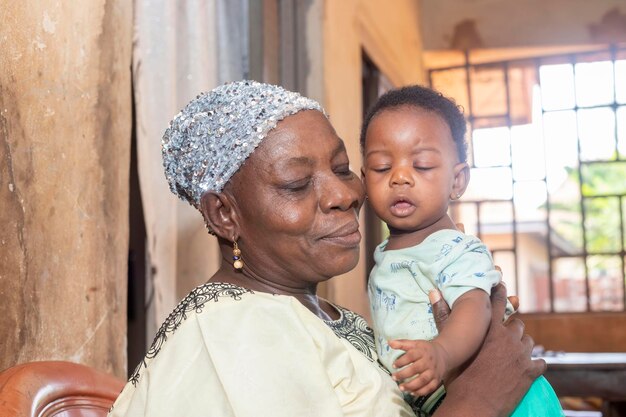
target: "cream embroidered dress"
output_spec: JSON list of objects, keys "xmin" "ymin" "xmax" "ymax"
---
[{"xmin": 108, "ymin": 282, "xmax": 415, "ymax": 417}]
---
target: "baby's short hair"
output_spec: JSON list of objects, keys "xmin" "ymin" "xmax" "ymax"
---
[{"xmin": 360, "ymin": 85, "xmax": 468, "ymax": 162}]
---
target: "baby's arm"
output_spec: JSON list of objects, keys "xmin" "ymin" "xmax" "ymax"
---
[{"xmin": 389, "ymin": 288, "xmax": 491, "ymax": 397}]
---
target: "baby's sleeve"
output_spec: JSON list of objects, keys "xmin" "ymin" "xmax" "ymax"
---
[{"xmin": 430, "ymin": 234, "xmax": 502, "ymax": 309}]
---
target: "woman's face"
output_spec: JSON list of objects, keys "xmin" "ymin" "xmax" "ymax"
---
[{"xmin": 228, "ymin": 110, "xmax": 365, "ymax": 286}]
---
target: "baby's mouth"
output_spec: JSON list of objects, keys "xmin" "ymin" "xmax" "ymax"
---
[{"xmin": 390, "ymin": 198, "xmax": 416, "ymax": 217}]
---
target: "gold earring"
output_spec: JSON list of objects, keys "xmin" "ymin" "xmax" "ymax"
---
[{"xmin": 233, "ymin": 241, "xmax": 243, "ymax": 270}]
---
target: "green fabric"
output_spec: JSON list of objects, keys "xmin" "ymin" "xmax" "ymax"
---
[{"xmin": 510, "ymin": 376, "xmax": 564, "ymax": 417}]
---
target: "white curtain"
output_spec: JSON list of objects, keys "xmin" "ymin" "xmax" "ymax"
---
[{"xmin": 133, "ymin": 0, "xmax": 247, "ymax": 341}]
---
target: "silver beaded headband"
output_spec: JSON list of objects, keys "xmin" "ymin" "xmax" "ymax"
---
[{"xmin": 162, "ymin": 80, "xmax": 325, "ymax": 207}]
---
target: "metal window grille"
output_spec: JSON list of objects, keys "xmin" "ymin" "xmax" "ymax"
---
[{"xmin": 429, "ymin": 46, "xmax": 626, "ymax": 313}]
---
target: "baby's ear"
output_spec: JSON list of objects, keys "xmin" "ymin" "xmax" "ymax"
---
[{"xmin": 451, "ymin": 162, "xmax": 470, "ymax": 200}]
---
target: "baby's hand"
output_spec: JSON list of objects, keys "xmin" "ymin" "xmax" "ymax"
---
[{"xmin": 389, "ymin": 339, "xmax": 449, "ymax": 397}]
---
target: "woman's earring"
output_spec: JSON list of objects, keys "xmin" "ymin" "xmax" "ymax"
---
[{"xmin": 233, "ymin": 241, "xmax": 243, "ymax": 270}]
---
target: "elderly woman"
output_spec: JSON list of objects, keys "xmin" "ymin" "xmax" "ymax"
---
[{"xmin": 109, "ymin": 81, "xmax": 544, "ymax": 417}]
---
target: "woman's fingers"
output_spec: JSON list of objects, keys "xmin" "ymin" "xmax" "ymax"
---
[
  {"xmin": 493, "ymin": 265, "xmax": 520, "ymax": 311},
  {"xmin": 490, "ymin": 282, "xmax": 508, "ymax": 321},
  {"xmin": 429, "ymin": 289, "xmax": 450, "ymax": 332},
  {"xmin": 530, "ymin": 358, "xmax": 548, "ymax": 379},
  {"xmin": 505, "ymin": 317, "xmax": 525, "ymax": 336}
]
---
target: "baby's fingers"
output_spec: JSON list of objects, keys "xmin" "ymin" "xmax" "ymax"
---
[
  {"xmin": 389, "ymin": 340, "xmax": 425, "ymax": 369},
  {"xmin": 392, "ymin": 359, "xmax": 428, "ymax": 382},
  {"xmin": 408, "ymin": 379, "xmax": 441, "ymax": 398},
  {"xmin": 398, "ymin": 370, "xmax": 438, "ymax": 395}
]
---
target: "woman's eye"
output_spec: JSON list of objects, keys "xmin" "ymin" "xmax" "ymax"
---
[
  {"xmin": 334, "ymin": 164, "xmax": 352, "ymax": 177},
  {"xmin": 282, "ymin": 179, "xmax": 311, "ymax": 192}
]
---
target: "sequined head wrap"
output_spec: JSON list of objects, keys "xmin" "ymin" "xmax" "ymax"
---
[{"xmin": 162, "ymin": 80, "xmax": 325, "ymax": 208}]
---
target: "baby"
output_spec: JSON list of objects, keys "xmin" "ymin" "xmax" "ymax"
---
[{"xmin": 361, "ymin": 85, "xmax": 563, "ymax": 416}]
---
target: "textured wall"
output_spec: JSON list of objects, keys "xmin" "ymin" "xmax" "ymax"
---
[{"xmin": 0, "ymin": 0, "xmax": 132, "ymax": 377}]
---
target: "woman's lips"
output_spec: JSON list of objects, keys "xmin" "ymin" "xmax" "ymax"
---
[
  {"xmin": 389, "ymin": 200, "xmax": 416, "ymax": 217},
  {"xmin": 321, "ymin": 222, "xmax": 362, "ymax": 247}
]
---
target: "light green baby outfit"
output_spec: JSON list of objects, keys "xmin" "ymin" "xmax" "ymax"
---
[{"xmin": 368, "ymin": 229, "xmax": 563, "ymax": 417}]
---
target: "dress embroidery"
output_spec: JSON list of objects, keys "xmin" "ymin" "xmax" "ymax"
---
[
  {"xmin": 324, "ymin": 306, "xmax": 377, "ymax": 363},
  {"xmin": 129, "ymin": 282, "xmax": 253, "ymax": 386}
]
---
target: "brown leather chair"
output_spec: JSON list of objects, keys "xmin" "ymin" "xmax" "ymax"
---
[{"xmin": 0, "ymin": 361, "xmax": 124, "ymax": 417}]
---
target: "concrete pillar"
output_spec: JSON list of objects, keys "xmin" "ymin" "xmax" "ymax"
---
[{"xmin": 0, "ymin": 0, "xmax": 132, "ymax": 378}]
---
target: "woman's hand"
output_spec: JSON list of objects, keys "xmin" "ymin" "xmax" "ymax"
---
[{"xmin": 430, "ymin": 283, "xmax": 546, "ymax": 417}]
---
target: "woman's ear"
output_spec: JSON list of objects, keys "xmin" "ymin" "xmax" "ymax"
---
[
  {"xmin": 199, "ymin": 191, "xmax": 240, "ymax": 240},
  {"xmin": 451, "ymin": 162, "xmax": 470, "ymax": 200}
]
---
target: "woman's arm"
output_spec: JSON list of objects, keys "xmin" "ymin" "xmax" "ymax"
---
[{"xmin": 432, "ymin": 284, "xmax": 545, "ymax": 417}]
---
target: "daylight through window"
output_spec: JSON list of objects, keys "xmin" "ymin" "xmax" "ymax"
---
[{"xmin": 430, "ymin": 46, "xmax": 626, "ymax": 313}]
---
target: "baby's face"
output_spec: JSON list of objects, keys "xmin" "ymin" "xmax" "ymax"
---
[{"xmin": 362, "ymin": 106, "xmax": 464, "ymax": 233}]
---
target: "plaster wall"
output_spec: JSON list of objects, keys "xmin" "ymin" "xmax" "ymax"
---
[
  {"xmin": 420, "ymin": 0, "xmax": 626, "ymax": 50},
  {"xmin": 0, "ymin": 0, "xmax": 132, "ymax": 377}
]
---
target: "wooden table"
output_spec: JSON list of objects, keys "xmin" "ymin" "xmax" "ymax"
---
[{"xmin": 541, "ymin": 353, "xmax": 626, "ymax": 417}]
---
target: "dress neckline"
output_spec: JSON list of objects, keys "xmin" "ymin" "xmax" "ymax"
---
[{"xmin": 205, "ymin": 281, "xmax": 346, "ymax": 324}]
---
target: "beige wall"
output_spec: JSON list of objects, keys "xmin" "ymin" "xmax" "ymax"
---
[
  {"xmin": 421, "ymin": 1, "xmax": 626, "ymax": 70},
  {"xmin": 420, "ymin": 0, "xmax": 626, "ymax": 50},
  {"xmin": 322, "ymin": 0, "xmax": 426, "ymax": 319},
  {"xmin": 0, "ymin": 1, "xmax": 132, "ymax": 377}
]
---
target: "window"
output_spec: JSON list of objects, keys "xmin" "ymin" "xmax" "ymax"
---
[{"xmin": 429, "ymin": 46, "xmax": 626, "ymax": 313}]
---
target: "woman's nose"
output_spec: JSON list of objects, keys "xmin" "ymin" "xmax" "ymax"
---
[
  {"xmin": 390, "ymin": 166, "xmax": 414, "ymax": 187},
  {"xmin": 320, "ymin": 174, "xmax": 364, "ymax": 212}
]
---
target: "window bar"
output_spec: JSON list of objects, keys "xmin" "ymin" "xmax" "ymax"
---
[
  {"xmin": 463, "ymin": 51, "xmax": 483, "ymax": 240},
  {"xmin": 427, "ymin": 70, "xmax": 434, "ymax": 93},
  {"xmin": 464, "ymin": 50, "xmax": 477, "ymax": 167},
  {"xmin": 426, "ymin": 46, "xmax": 618, "ymax": 74},
  {"xmin": 476, "ymin": 201, "xmax": 482, "ymax": 239},
  {"xmin": 570, "ymin": 53, "xmax": 592, "ymax": 312},
  {"xmin": 536, "ymin": 56, "xmax": 556, "ymax": 312},
  {"xmin": 611, "ymin": 45, "xmax": 621, "ymax": 162},
  {"xmin": 503, "ymin": 61, "xmax": 520, "ymax": 295},
  {"xmin": 614, "ymin": 46, "xmax": 626, "ymax": 310},
  {"xmin": 620, "ymin": 196, "xmax": 626, "ymax": 310},
  {"xmin": 613, "ymin": 49, "xmax": 626, "ymax": 311}
]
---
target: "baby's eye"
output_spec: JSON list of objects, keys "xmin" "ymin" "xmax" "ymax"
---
[
  {"xmin": 371, "ymin": 166, "xmax": 390, "ymax": 173},
  {"xmin": 414, "ymin": 164, "xmax": 434, "ymax": 171}
]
